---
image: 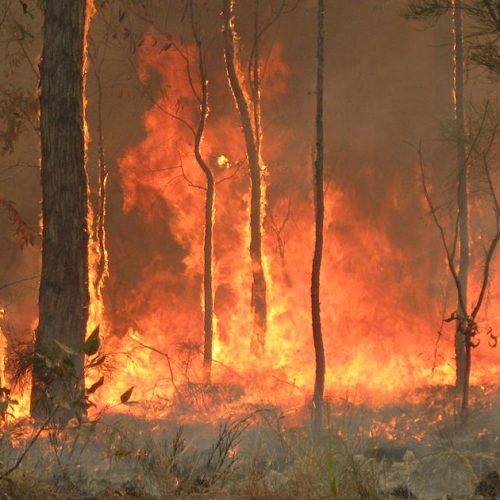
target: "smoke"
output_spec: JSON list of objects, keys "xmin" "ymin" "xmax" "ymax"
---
[{"xmin": 1, "ymin": 0, "xmax": 498, "ymax": 408}]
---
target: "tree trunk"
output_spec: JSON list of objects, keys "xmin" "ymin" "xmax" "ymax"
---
[
  {"xmin": 312, "ymin": 0, "xmax": 326, "ymax": 438},
  {"xmin": 190, "ymin": 4, "xmax": 215, "ymax": 382},
  {"xmin": 31, "ymin": 0, "xmax": 92, "ymax": 423},
  {"xmin": 222, "ymin": 0, "xmax": 267, "ymax": 356},
  {"xmin": 250, "ymin": 0, "xmax": 262, "ymax": 160},
  {"xmin": 452, "ymin": 0, "xmax": 469, "ymax": 414},
  {"xmin": 94, "ymin": 68, "xmax": 108, "ymax": 297}
]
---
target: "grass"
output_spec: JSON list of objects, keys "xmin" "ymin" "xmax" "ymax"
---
[{"xmin": 0, "ymin": 384, "xmax": 497, "ymax": 499}]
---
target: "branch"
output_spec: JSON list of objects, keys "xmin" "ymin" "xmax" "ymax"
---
[
  {"xmin": 0, "ymin": 408, "xmax": 56, "ymax": 481},
  {"xmin": 405, "ymin": 0, "xmax": 452, "ymax": 23},
  {"xmin": 0, "ymin": 197, "xmax": 35, "ymax": 250},
  {"xmin": 471, "ymin": 153, "xmax": 500, "ymax": 318},
  {"xmin": 128, "ymin": 333, "xmax": 181, "ymax": 400},
  {"xmin": 418, "ymin": 142, "xmax": 467, "ymax": 313}
]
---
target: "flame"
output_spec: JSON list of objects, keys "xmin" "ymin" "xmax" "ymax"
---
[{"xmin": 84, "ymin": 32, "xmax": 500, "ymax": 418}]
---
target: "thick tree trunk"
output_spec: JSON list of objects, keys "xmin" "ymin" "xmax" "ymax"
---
[
  {"xmin": 222, "ymin": 0, "xmax": 267, "ymax": 356},
  {"xmin": 31, "ymin": 0, "xmax": 92, "ymax": 423},
  {"xmin": 312, "ymin": 0, "xmax": 326, "ymax": 437},
  {"xmin": 452, "ymin": 0, "xmax": 469, "ymax": 414}
]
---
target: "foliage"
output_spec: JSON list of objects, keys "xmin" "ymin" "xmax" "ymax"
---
[
  {"xmin": 0, "ymin": 86, "xmax": 37, "ymax": 155},
  {"xmin": 0, "ymin": 197, "xmax": 34, "ymax": 249},
  {"xmin": 406, "ymin": 0, "xmax": 500, "ymax": 78},
  {"xmin": 0, "ymin": 1, "xmax": 38, "ymax": 248},
  {"xmin": 0, "ymin": 386, "xmax": 18, "ymax": 420},
  {"xmin": 405, "ymin": 0, "xmax": 451, "ymax": 22}
]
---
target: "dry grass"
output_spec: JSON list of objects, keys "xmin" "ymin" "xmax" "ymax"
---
[{"xmin": 0, "ymin": 385, "xmax": 497, "ymax": 499}]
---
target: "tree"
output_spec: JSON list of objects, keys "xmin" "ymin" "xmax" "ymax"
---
[
  {"xmin": 189, "ymin": 0, "xmax": 215, "ymax": 381},
  {"xmin": 407, "ymin": 0, "xmax": 470, "ymax": 396},
  {"xmin": 407, "ymin": 0, "xmax": 500, "ymax": 423},
  {"xmin": 409, "ymin": 0, "xmax": 470, "ymax": 396},
  {"xmin": 88, "ymin": 24, "xmax": 111, "ymax": 309},
  {"xmin": 452, "ymin": 0, "xmax": 470, "ymax": 402},
  {"xmin": 31, "ymin": 0, "xmax": 93, "ymax": 423},
  {"xmin": 311, "ymin": 0, "xmax": 326, "ymax": 437},
  {"xmin": 120, "ymin": 2, "xmax": 218, "ymax": 381},
  {"xmin": 406, "ymin": 1, "xmax": 500, "ymax": 78},
  {"xmin": 222, "ymin": 0, "xmax": 268, "ymax": 356}
]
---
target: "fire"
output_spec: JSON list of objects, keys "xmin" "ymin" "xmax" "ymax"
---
[
  {"xmin": 82, "ymin": 31, "xmax": 499, "ymax": 416},
  {"xmin": 217, "ymin": 155, "xmax": 231, "ymax": 168}
]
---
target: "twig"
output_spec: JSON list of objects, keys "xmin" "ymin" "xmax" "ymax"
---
[
  {"xmin": 0, "ymin": 409, "xmax": 55, "ymax": 480},
  {"xmin": 418, "ymin": 141, "xmax": 466, "ymax": 313},
  {"xmin": 128, "ymin": 334, "xmax": 181, "ymax": 400}
]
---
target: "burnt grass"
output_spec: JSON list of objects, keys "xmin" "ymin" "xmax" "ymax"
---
[{"xmin": 0, "ymin": 384, "xmax": 498, "ymax": 499}]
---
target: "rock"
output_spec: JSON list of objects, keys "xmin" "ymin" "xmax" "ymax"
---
[
  {"xmin": 475, "ymin": 470, "xmax": 500, "ymax": 499},
  {"xmin": 365, "ymin": 446, "xmax": 413, "ymax": 464},
  {"xmin": 389, "ymin": 485, "xmax": 416, "ymax": 498},
  {"xmin": 378, "ymin": 461, "xmax": 414, "ymax": 492},
  {"xmin": 263, "ymin": 469, "xmax": 290, "ymax": 494},
  {"xmin": 403, "ymin": 450, "xmax": 416, "ymax": 464},
  {"xmin": 408, "ymin": 450, "xmax": 477, "ymax": 499},
  {"xmin": 463, "ymin": 451, "xmax": 500, "ymax": 478}
]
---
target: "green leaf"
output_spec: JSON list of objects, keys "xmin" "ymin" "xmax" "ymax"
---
[
  {"xmin": 70, "ymin": 400, "xmax": 95, "ymax": 411},
  {"xmin": 78, "ymin": 422, "xmax": 96, "ymax": 435},
  {"xmin": 0, "ymin": 401, "xmax": 9, "ymax": 414},
  {"xmin": 84, "ymin": 326, "xmax": 100, "ymax": 356},
  {"xmin": 122, "ymin": 401, "xmax": 141, "ymax": 407},
  {"xmin": 87, "ymin": 354, "xmax": 106, "ymax": 368},
  {"xmin": 58, "ymin": 400, "xmax": 72, "ymax": 410},
  {"xmin": 86, "ymin": 376, "xmax": 104, "ymax": 395},
  {"xmin": 55, "ymin": 339, "xmax": 78, "ymax": 356},
  {"xmin": 120, "ymin": 386, "xmax": 134, "ymax": 404},
  {"xmin": 114, "ymin": 448, "xmax": 131, "ymax": 458}
]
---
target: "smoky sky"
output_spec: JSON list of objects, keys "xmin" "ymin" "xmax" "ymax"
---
[{"xmin": 1, "ymin": 0, "xmax": 498, "ymax": 378}]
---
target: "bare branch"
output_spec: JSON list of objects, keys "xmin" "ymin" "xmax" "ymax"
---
[{"xmin": 418, "ymin": 143, "xmax": 467, "ymax": 313}]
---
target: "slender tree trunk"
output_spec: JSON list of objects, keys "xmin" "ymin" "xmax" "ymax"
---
[
  {"xmin": 461, "ymin": 323, "xmax": 471, "ymax": 420},
  {"xmin": 222, "ymin": 0, "xmax": 267, "ymax": 356},
  {"xmin": 312, "ymin": 0, "xmax": 326, "ymax": 437},
  {"xmin": 31, "ymin": 0, "xmax": 92, "ymax": 423},
  {"xmin": 94, "ymin": 69, "xmax": 108, "ymax": 296},
  {"xmin": 251, "ymin": 0, "xmax": 262, "ymax": 158},
  {"xmin": 452, "ymin": 0, "xmax": 469, "ymax": 414},
  {"xmin": 190, "ymin": 3, "xmax": 215, "ymax": 382}
]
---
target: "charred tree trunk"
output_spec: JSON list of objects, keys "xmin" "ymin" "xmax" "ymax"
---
[
  {"xmin": 312, "ymin": 0, "xmax": 326, "ymax": 437},
  {"xmin": 222, "ymin": 0, "xmax": 267, "ymax": 356},
  {"xmin": 452, "ymin": 0, "xmax": 469, "ymax": 413},
  {"xmin": 190, "ymin": 2, "xmax": 215, "ymax": 382},
  {"xmin": 250, "ymin": 0, "xmax": 262, "ymax": 159},
  {"xmin": 461, "ymin": 319, "xmax": 472, "ymax": 420},
  {"xmin": 94, "ymin": 67, "xmax": 108, "ymax": 296},
  {"xmin": 31, "ymin": 0, "xmax": 92, "ymax": 423}
]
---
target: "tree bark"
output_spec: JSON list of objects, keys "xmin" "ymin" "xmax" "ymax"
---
[
  {"xmin": 222, "ymin": 0, "xmax": 267, "ymax": 356},
  {"xmin": 31, "ymin": 0, "xmax": 92, "ymax": 423},
  {"xmin": 312, "ymin": 0, "xmax": 326, "ymax": 438},
  {"xmin": 190, "ymin": 2, "xmax": 215, "ymax": 382},
  {"xmin": 94, "ymin": 67, "xmax": 108, "ymax": 297},
  {"xmin": 452, "ymin": 0, "xmax": 469, "ymax": 411}
]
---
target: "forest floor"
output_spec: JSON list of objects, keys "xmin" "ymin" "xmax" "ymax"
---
[{"xmin": 0, "ymin": 384, "xmax": 498, "ymax": 499}]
